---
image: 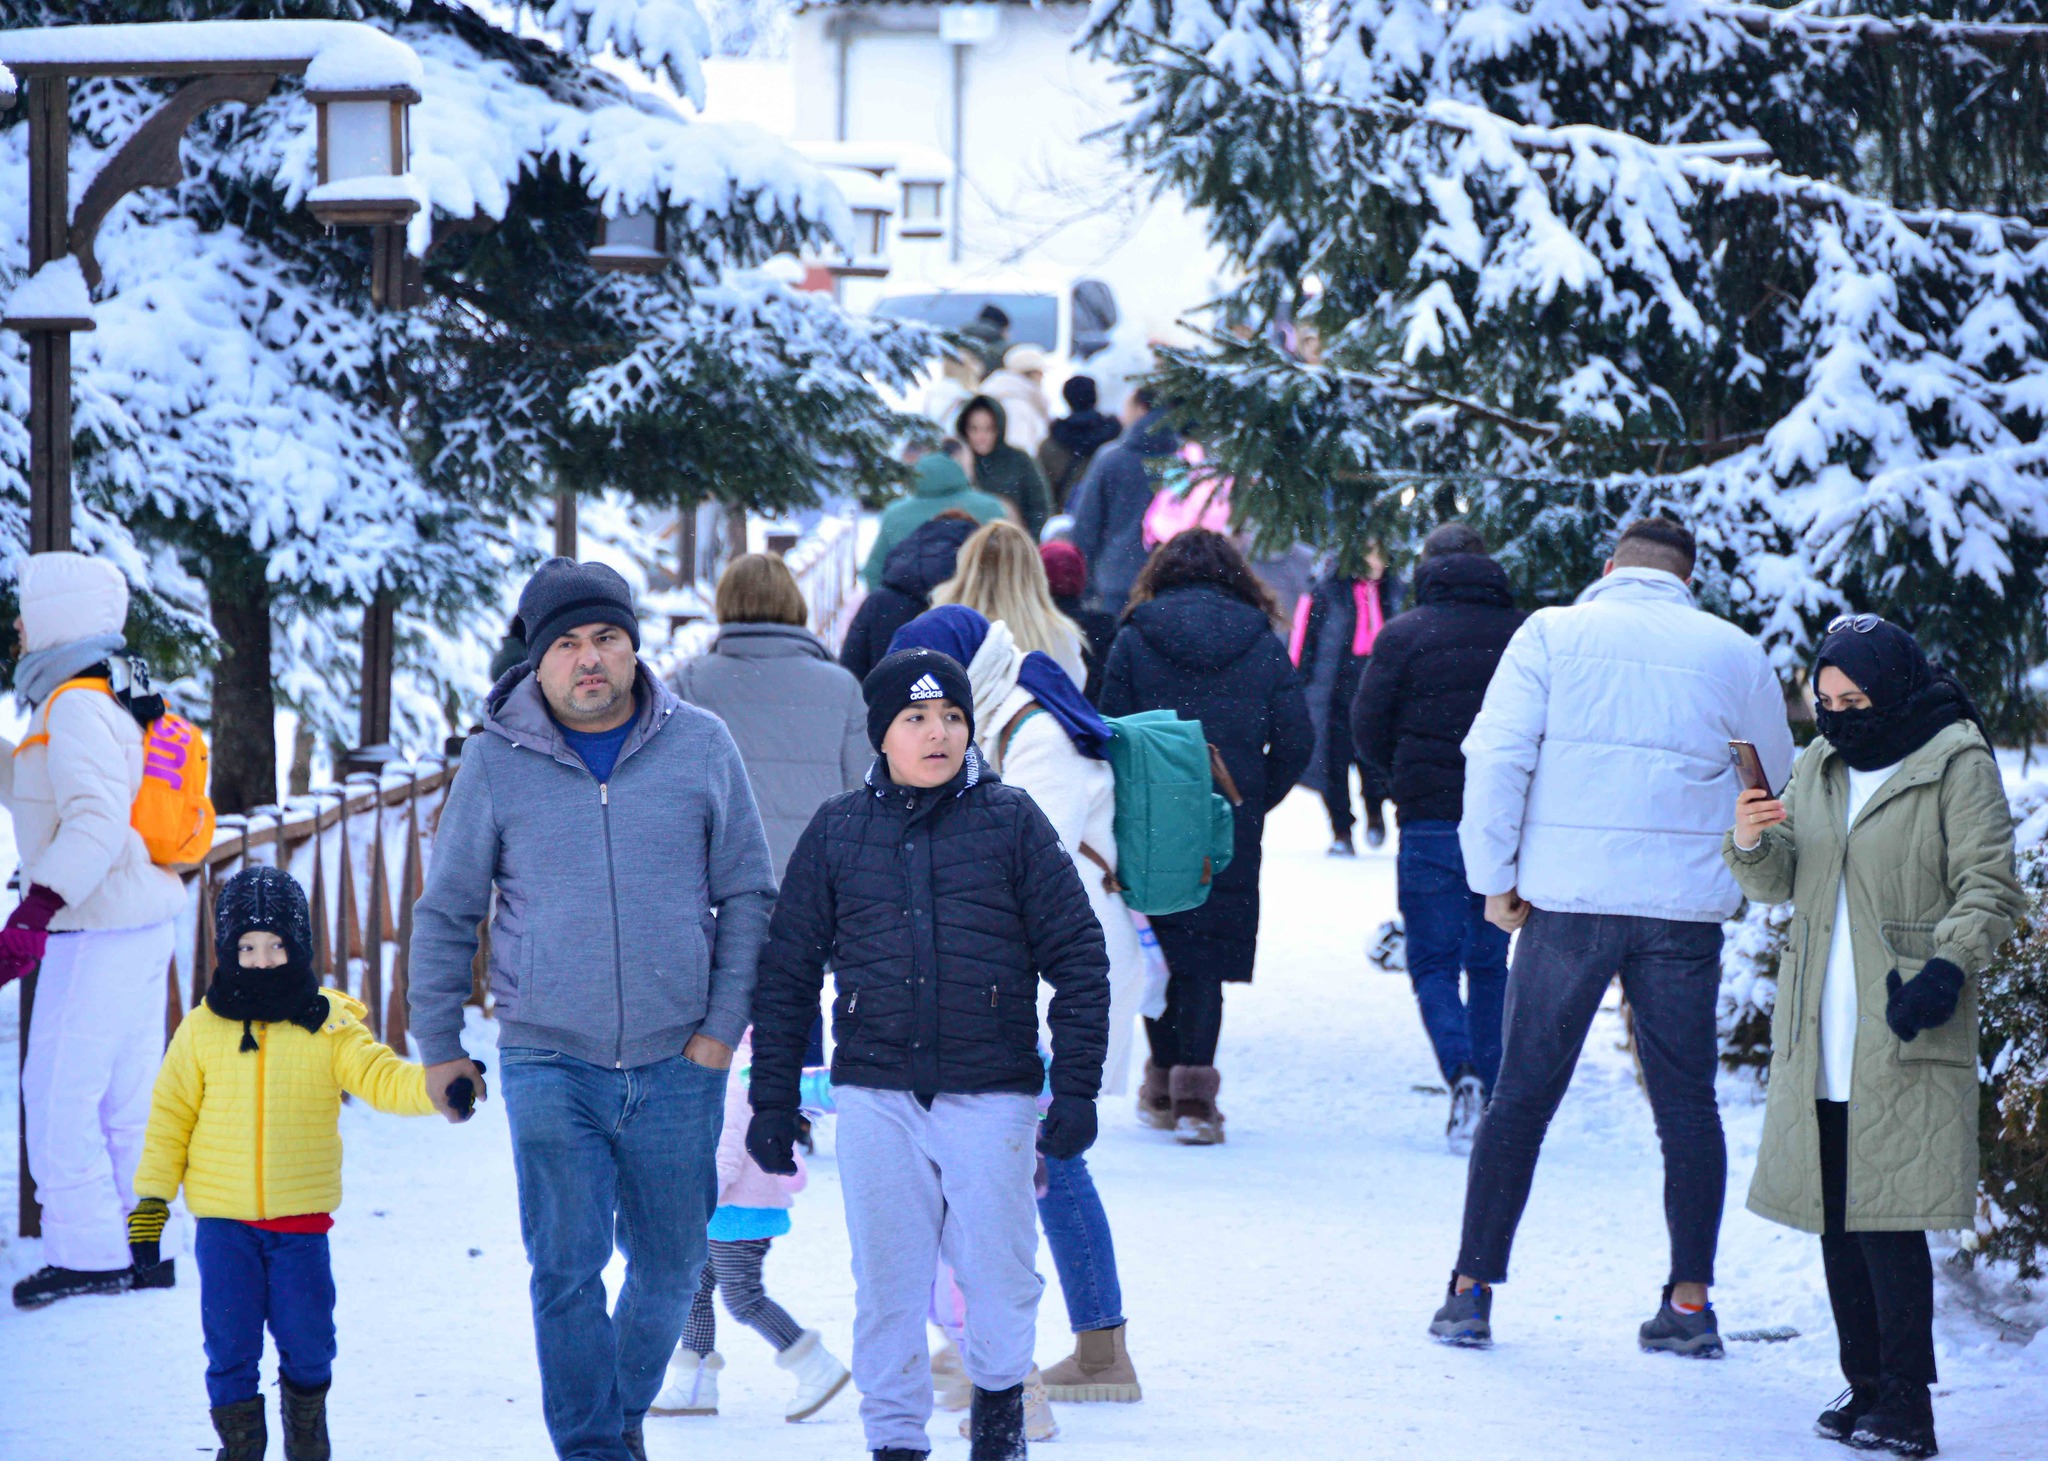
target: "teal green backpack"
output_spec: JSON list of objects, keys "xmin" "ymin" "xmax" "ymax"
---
[
  {"xmin": 995, "ymin": 706, "xmax": 1241, "ymax": 916},
  {"xmin": 1098, "ymin": 710, "xmax": 1241, "ymax": 916}
]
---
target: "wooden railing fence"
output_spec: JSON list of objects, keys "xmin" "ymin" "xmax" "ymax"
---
[
  {"xmin": 17, "ymin": 757, "xmax": 468, "ymax": 1239},
  {"xmin": 785, "ymin": 509, "xmax": 861, "ymax": 651}
]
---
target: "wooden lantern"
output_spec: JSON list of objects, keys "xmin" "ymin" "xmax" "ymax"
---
[
  {"xmin": 591, "ymin": 208, "xmax": 667, "ymax": 274},
  {"xmin": 307, "ymin": 85, "xmax": 420, "ymax": 227}
]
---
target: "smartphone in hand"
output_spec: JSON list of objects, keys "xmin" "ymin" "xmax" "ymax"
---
[{"xmin": 1728, "ymin": 740, "xmax": 1774, "ymax": 798}]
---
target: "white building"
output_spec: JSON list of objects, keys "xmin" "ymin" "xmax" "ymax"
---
[{"xmin": 788, "ymin": 0, "xmax": 1217, "ymax": 342}]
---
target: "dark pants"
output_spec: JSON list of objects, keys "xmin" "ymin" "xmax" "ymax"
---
[
  {"xmin": 1037, "ymin": 1153, "xmax": 1124, "ymax": 1332},
  {"xmin": 500, "ymin": 1047, "xmax": 725, "ymax": 1461},
  {"xmin": 1321, "ymin": 716, "xmax": 1389, "ymax": 841},
  {"xmin": 1818, "ymin": 1100, "xmax": 1936, "ymax": 1387},
  {"xmin": 1144, "ymin": 970, "xmax": 1224, "ymax": 1068},
  {"xmin": 1395, "ymin": 822, "xmax": 1509, "ymax": 1088},
  {"xmin": 195, "ymin": 1219, "xmax": 337, "ymax": 1408},
  {"xmin": 682, "ymin": 1237, "xmax": 805, "ymax": 1354},
  {"xmin": 1456, "ymin": 910, "xmax": 1726, "ymax": 1286}
]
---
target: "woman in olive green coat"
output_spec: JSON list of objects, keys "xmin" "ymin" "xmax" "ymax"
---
[{"xmin": 1726, "ymin": 615, "xmax": 2020, "ymax": 1459}]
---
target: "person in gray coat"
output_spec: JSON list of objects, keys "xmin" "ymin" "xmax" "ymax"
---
[
  {"xmin": 673, "ymin": 553, "xmax": 869, "ymax": 878},
  {"xmin": 408, "ymin": 558, "xmax": 777, "ymax": 1461}
]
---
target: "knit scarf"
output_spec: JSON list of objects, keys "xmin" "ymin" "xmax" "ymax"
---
[
  {"xmin": 14, "ymin": 632, "xmax": 124, "ymax": 710},
  {"xmin": 1816, "ymin": 675, "xmax": 1977, "ymax": 773},
  {"xmin": 205, "ymin": 962, "xmax": 328, "ymax": 1052}
]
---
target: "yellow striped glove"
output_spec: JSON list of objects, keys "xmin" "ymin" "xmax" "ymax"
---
[{"xmin": 127, "ymin": 1197, "xmax": 170, "ymax": 1268}]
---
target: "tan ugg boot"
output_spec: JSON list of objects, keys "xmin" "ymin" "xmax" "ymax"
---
[
  {"xmin": 1137, "ymin": 1060, "xmax": 1175, "ymax": 1130},
  {"xmin": 1170, "ymin": 1065, "xmax": 1225, "ymax": 1145},
  {"xmin": 1041, "ymin": 1323, "xmax": 1142, "ymax": 1402}
]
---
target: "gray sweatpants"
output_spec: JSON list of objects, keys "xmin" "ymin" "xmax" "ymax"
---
[{"xmin": 837, "ymin": 1086, "xmax": 1044, "ymax": 1453}]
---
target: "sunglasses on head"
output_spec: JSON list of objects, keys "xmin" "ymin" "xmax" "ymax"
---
[{"xmin": 1827, "ymin": 613, "xmax": 1884, "ymax": 634}]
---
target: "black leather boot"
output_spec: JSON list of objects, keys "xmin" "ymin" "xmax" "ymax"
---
[
  {"xmin": 1849, "ymin": 1377, "xmax": 1938, "ymax": 1457},
  {"xmin": 968, "ymin": 1382, "xmax": 1027, "ymax": 1461},
  {"xmin": 209, "ymin": 1397, "xmax": 267, "ymax": 1461},
  {"xmin": 279, "ymin": 1378, "xmax": 329, "ymax": 1461}
]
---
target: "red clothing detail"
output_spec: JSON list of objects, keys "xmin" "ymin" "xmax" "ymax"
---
[{"xmin": 241, "ymin": 1213, "xmax": 334, "ymax": 1234}]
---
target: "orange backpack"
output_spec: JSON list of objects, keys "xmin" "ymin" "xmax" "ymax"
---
[{"xmin": 15, "ymin": 677, "xmax": 217, "ymax": 865}]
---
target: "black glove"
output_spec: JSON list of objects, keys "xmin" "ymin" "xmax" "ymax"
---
[
  {"xmin": 746, "ymin": 1109, "xmax": 801, "ymax": 1176},
  {"xmin": 127, "ymin": 1197, "xmax": 170, "ymax": 1269},
  {"xmin": 447, "ymin": 1058, "xmax": 488, "ymax": 1122},
  {"xmin": 1886, "ymin": 958, "xmax": 1966, "ymax": 1042},
  {"xmin": 1036, "ymin": 1094, "xmax": 1099, "ymax": 1161}
]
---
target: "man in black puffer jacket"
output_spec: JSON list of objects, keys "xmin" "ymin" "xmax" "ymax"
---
[
  {"xmin": 840, "ymin": 514, "xmax": 978, "ymax": 682},
  {"xmin": 747, "ymin": 647, "xmax": 1109, "ymax": 1461},
  {"xmin": 1350, "ymin": 524, "xmax": 1525, "ymax": 1147}
]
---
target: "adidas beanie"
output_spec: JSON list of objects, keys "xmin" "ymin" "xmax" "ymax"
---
[{"xmin": 863, "ymin": 647, "xmax": 975, "ymax": 750}]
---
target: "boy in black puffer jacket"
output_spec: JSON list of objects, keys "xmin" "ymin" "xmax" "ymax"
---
[{"xmin": 747, "ymin": 647, "xmax": 1110, "ymax": 1461}]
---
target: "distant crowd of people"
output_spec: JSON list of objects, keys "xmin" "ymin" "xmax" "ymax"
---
[{"xmin": 1, "ymin": 372, "xmax": 2019, "ymax": 1461}]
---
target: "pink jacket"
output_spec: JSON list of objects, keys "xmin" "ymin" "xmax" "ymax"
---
[{"xmin": 718, "ymin": 1034, "xmax": 804, "ymax": 1210}]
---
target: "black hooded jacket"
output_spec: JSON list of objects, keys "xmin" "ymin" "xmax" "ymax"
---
[
  {"xmin": 958, "ymin": 394, "xmax": 1052, "ymax": 537},
  {"xmin": 1099, "ymin": 583, "xmax": 1313, "ymax": 983},
  {"xmin": 1349, "ymin": 552, "xmax": 1525, "ymax": 824},
  {"xmin": 1038, "ymin": 409, "xmax": 1122, "ymax": 509},
  {"xmin": 840, "ymin": 516, "xmax": 977, "ymax": 682},
  {"xmin": 748, "ymin": 748, "xmax": 1110, "ymax": 1108}
]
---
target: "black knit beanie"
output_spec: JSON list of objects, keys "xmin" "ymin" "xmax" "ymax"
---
[
  {"xmin": 1063, "ymin": 375, "xmax": 1098, "ymax": 413},
  {"xmin": 516, "ymin": 558, "xmax": 641, "ymax": 669},
  {"xmin": 207, "ymin": 867, "xmax": 326, "ymax": 1050},
  {"xmin": 863, "ymin": 647, "xmax": 974, "ymax": 751}
]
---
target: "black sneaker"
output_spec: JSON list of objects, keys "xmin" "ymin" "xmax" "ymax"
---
[
  {"xmin": 1638, "ymin": 1285, "xmax": 1724, "ymax": 1357},
  {"xmin": 1818, "ymin": 1384, "xmax": 1881, "ymax": 1442},
  {"xmin": 131, "ymin": 1257, "xmax": 177, "ymax": 1291},
  {"xmin": 11, "ymin": 1263, "xmax": 132, "ymax": 1309},
  {"xmin": 874, "ymin": 1451, "xmax": 932, "ymax": 1460},
  {"xmin": 1848, "ymin": 1378, "xmax": 1937, "ymax": 1457},
  {"xmin": 1428, "ymin": 1271, "xmax": 1492, "ymax": 1347}
]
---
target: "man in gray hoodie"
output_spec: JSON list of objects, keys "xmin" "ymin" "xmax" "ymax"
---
[{"xmin": 408, "ymin": 558, "xmax": 776, "ymax": 1461}]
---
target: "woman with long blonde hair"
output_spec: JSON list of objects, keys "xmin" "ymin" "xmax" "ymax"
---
[{"xmin": 932, "ymin": 520, "xmax": 1088, "ymax": 687}]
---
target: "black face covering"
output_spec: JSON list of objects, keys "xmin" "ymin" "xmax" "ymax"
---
[
  {"xmin": 207, "ymin": 866, "xmax": 327, "ymax": 1051},
  {"xmin": 1814, "ymin": 619, "xmax": 1980, "ymax": 773}
]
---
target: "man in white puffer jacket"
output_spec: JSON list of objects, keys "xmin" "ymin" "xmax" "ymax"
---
[
  {"xmin": 1428, "ymin": 518, "xmax": 1794, "ymax": 1356},
  {"xmin": 2, "ymin": 553, "xmax": 185, "ymax": 1309}
]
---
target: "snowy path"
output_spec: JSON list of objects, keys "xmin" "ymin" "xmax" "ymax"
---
[{"xmin": 3, "ymin": 790, "xmax": 2044, "ymax": 1459}]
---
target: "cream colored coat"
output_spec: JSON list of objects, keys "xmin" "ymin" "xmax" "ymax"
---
[
  {"xmin": 0, "ymin": 683, "xmax": 183, "ymax": 932},
  {"xmin": 971, "ymin": 623, "xmax": 1145, "ymax": 1095}
]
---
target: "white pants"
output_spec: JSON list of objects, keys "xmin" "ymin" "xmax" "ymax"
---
[
  {"xmin": 22, "ymin": 922, "xmax": 175, "ymax": 1272},
  {"xmin": 837, "ymin": 1087, "xmax": 1043, "ymax": 1453}
]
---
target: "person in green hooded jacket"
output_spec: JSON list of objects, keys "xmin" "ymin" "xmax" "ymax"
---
[
  {"xmin": 1727, "ymin": 614, "xmax": 2021, "ymax": 1460},
  {"xmin": 862, "ymin": 453, "xmax": 1009, "ymax": 591},
  {"xmin": 958, "ymin": 394, "xmax": 1052, "ymax": 539}
]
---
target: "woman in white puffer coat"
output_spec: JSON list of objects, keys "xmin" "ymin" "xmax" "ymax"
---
[
  {"xmin": 2, "ymin": 552, "xmax": 185, "ymax": 1310},
  {"xmin": 890, "ymin": 605, "xmax": 1148, "ymax": 1405}
]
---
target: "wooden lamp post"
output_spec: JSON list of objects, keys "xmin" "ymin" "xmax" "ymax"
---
[{"xmin": 0, "ymin": 20, "xmax": 424, "ymax": 1239}]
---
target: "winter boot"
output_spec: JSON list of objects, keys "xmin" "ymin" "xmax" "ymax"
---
[
  {"xmin": 131, "ymin": 1257, "xmax": 177, "ymax": 1291},
  {"xmin": 209, "ymin": 1397, "xmax": 267, "ymax": 1461},
  {"xmin": 932, "ymin": 1339, "xmax": 974, "ymax": 1411},
  {"xmin": 967, "ymin": 1381, "xmax": 1029, "ymax": 1460},
  {"xmin": 1446, "ymin": 1066, "xmax": 1485, "ymax": 1154},
  {"xmin": 777, "ymin": 1328, "xmax": 851, "ymax": 1421},
  {"xmin": 1638, "ymin": 1285, "xmax": 1724, "ymax": 1358},
  {"xmin": 1818, "ymin": 1383, "xmax": 1882, "ymax": 1443},
  {"xmin": 959, "ymin": 1369, "xmax": 1056, "ymax": 1441},
  {"xmin": 1326, "ymin": 835, "xmax": 1355, "ymax": 857},
  {"xmin": 1365, "ymin": 805, "xmax": 1388, "ymax": 849},
  {"xmin": 873, "ymin": 1451, "xmax": 930, "ymax": 1460},
  {"xmin": 1428, "ymin": 1272, "xmax": 1492, "ymax": 1347},
  {"xmin": 1169, "ymin": 1065, "xmax": 1225, "ymax": 1145},
  {"xmin": 279, "ymin": 1378, "xmax": 330, "ymax": 1461},
  {"xmin": 1848, "ymin": 1378, "xmax": 1938, "ymax": 1457},
  {"xmin": 648, "ymin": 1348, "xmax": 722, "ymax": 1416},
  {"xmin": 11, "ymin": 1263, "xmax": 132, "ymax": 1309},
  {"xmin": 1136, "ymin": 1061, "xmax": 1174, "ymax": 1130},
  {"xmin": 1041, "ymin": 1322, "xmax": 1141, "ymax": 1402}
]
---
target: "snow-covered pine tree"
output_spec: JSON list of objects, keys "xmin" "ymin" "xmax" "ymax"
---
[
  {"xmin": 1, "ymin": 0, "xmax": 929, "ymax": 809},
  {"xmin": 1089, "ymin": 0, "xmax": 2048, "ymax": 734}
]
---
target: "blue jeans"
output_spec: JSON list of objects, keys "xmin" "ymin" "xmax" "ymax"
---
[
  {"xmin": 500, "ymin": 1047, "xmax": 725, "ymax": 1461},
  {"xmin": 1036, "ymin": 1153, "xmax": 1124, "ymax": 1332},
  {"xmin": 195, "ymin": 1219, "xmax": 336, "ymax": 1407},
  {"xmin": 1396, "ymin": 821, "xmax": 1509, "ymax": 1089}
]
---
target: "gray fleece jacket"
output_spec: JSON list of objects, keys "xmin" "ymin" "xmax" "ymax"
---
[{"xmin": 407, "ymin": 662, "xmax": 777, "ymax": 1070}]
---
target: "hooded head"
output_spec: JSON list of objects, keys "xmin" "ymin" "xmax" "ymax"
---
[
  {"xmin": 912, "ymin": 453, "xmax": 972, "ymax": 499},
  {"xmin": 207, "ymin": 867, "xmax": 326, "ymax": 1050},
  {"xmin": 956, "ymin": 394, "xmax": 1009, "ymax": 459},
  {"xmin": 1813, "ymin": 615, "xmax": 1982, "ymax": 771},
  {"xmin": 19, "ymin": 552, "xmax": 127, "ymax": 653}
]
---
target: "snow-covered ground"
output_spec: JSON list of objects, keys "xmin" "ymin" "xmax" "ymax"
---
[{"xmin": 2, "ymin": 791, "xmax": 2044, "ymax": 1458}]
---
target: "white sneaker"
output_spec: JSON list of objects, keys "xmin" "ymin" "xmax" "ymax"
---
[
  {"xmin": 776, "ymin": 1329, "xmax": 851, "ymax": 1422},
  {"xmin": 958, "ymin": 1367, "xmax": 1059, "ymax": 1441},
  {"xmin": 1447, "ymin": 1072, "xmax": 1485, "ymax": 1154},
  {"xmin": 649, "ymin": 1348, "xmax": 722, "ymax": 1416}
]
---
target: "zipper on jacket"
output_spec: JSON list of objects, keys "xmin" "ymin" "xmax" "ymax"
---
[
  {"xmin": 600, "ymin": 781, "xmax": 626, "ymax": 1068},
  {"xmin": 848, "ymin": 990, "xmax": 859, "ymax": 1014},
  {"xmin": 990, "ymin": 984, "xmax": 999, "ymax": 1008},
  {"xmin": 254, "ymin": 1030, "xmax": 268, "ymax": 1220}
]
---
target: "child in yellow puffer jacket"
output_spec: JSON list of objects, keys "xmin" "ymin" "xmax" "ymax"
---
[{"xmin": 130, "ymin": 866, "xmax": 438, "ymax": 1461}]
